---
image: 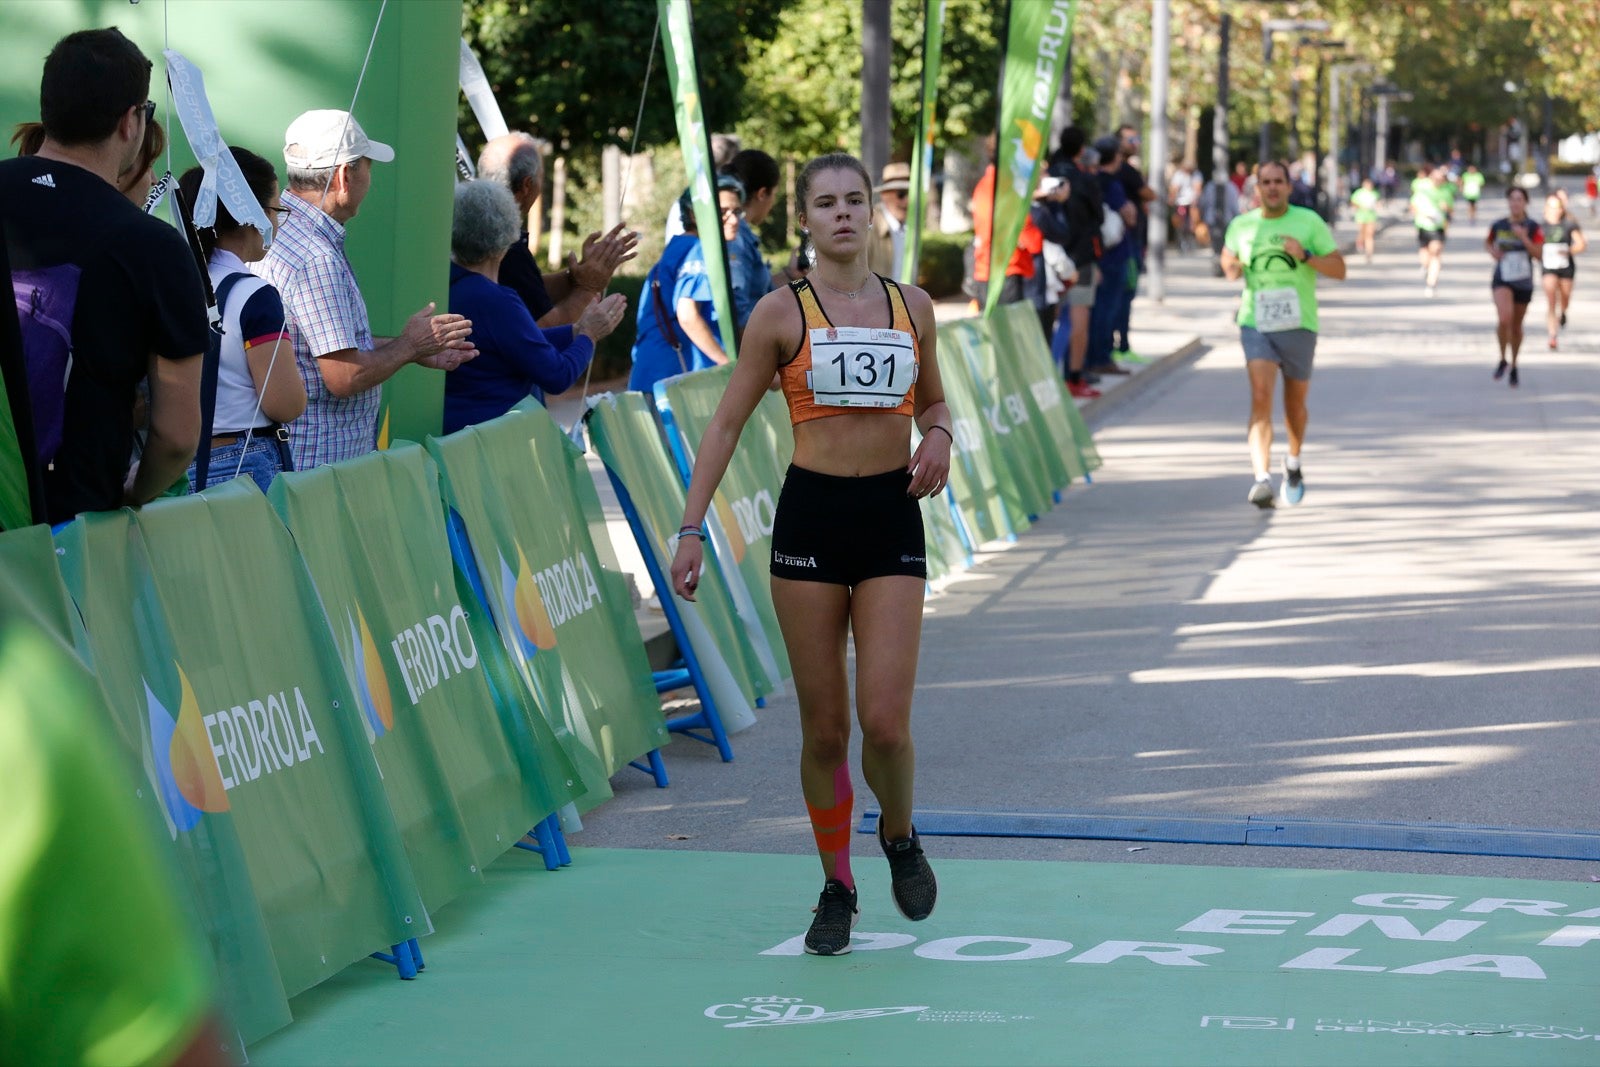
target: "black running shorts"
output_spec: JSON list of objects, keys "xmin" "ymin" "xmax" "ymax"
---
[{"xmin": 770, "ymin": 464, "xmax": 927, "ymax": 587}]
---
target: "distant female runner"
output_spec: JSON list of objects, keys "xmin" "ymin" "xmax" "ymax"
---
[
  {"xmin": 1485, "ymin": 186, "xmax": 1542, "ymax": 387},
  {"xmin": 1538, "ymin": 192, "xmax": 1586, "ymax": 350},
  {"xmin": 669, "ymin": 153, "xmax": 950, "ymax": 956}
]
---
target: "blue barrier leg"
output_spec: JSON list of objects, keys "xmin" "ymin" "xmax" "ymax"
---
[
  {"xmin": 514, "ymin": 816, "xmax": 565, "ymax": 871},
  {"xmin": 370, "ymin": 940, "xmax": 419, "ymax": 980},
  {"xmin": 408, "ymin": 938, "xmax": 424, "ymax": 972},
  {"xmin": 629, "ymin": 744, "xmax": 670, "ymax": 787},
  {"xmin": 605, "ymin": 472, "xmax": 735, "ymax": 762},
  {"xmin": 550, "ymin": 813, "xmax": 573, "ymax": 866}
]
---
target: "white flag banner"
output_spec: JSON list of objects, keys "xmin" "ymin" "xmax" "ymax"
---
[
  {"xmin": 460, "ymin": 38, "xmax": 508, "ymax": 141},
  {"xmin": 163, "ymin": 49, "xmax": 272, "ymax": 246}
]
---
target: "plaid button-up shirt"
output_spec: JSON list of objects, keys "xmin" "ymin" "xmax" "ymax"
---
[{"xmin": 254, "ymin": 192, "xmax": 378, "ymax": 470}]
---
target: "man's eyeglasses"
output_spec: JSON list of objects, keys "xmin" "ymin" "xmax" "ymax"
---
[
  {"xmin": 720, "ymin": 206, "xmax": 744, "ymax": 220},
  {"xmin": 136, "ymin": 100, "xmax": 156, "ymax": 124},
  {"xmin": 266, "ymin": 204, "xmax": 293, "ymax": 220},
  {"xmin": 887, "ymin": 190, "xmax": 909, "ymax": 200}
]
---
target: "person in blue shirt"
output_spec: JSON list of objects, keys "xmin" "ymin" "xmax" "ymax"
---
[
  {"xmin": 724, "ymin": 150, "xmax": 779, "ymax": 333},
  {"xmin": 444, "ymin": 180, "xmax": 625, "ymax": 434},
  {"xmin": 628, "ymin": 176, "xmax": 743, "ymax": 392},
  {"xmin": 1089, "ymin": 136, "xmax": 1136, "ymax": 375}
]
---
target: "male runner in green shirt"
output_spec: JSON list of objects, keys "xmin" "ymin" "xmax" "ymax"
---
[
  {"xmin": 1461, "ymin": 165, "xmax": 1486, "ymax": 223},
  {"xmin": 1221, "ymin": 161, "xmax": 1347, "ymax": 508}
]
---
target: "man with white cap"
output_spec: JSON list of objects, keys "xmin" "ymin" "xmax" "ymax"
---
[
  {"xmin": 256, "ymin": 108, "xmax": 476, "ymax": 470},
  {"xmin": 867, "ymin": 160, "xmax": 911, "ymax": 279}
]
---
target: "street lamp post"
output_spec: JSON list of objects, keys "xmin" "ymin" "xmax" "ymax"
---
[{"xmin": 1259, "ymin": 17, "xmax": 1329, "ymax": 163}]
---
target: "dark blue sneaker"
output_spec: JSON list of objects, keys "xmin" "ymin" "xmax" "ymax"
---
[
  {"xmin": 1494, "ymin": 359, "xmax": 1508, "ymax": 380},
  {"xmin": 879, "ymin": 824, "xmax": 938, "ymax": 921},
  {"xmin": 804, "ymin": 880, "xmax": 858, "ymax": 955},
  {"xmin": 1282, "ymin": 462, "xmax": 1305, "ymax": 506}
]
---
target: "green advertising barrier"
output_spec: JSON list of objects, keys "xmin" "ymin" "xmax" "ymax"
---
[
  {"xmin": 952, "ymin": 319, "xmax": 1058, "ymax": 519},
  {"xmin": 0, "ymin": 523, "xmax": 83, "ymax": 648},
  {"xmin": 656, "ymin": 368, "xmax": 791, "ymax": 684},
  {"xmin": 53, "ymin": 484, "xmax": 426, "ymax": 1041},
  {"xmin": 0, "ymin": 0, "xmax": 461, "ymax": 447},
  {"xmin": 978, "ymin": 311, "xmax": 1082, "ymax": 493},
  {"xmin": 0, "ymin": 524, "xmax": 287, "ymax": 1051},
  {"xmin": 585, "ymin": 391, "xmax": 771, "ymax": 714},
  {"xmin": 934, "ymin": 321, "xmax": 1026, "ymax": 544},
  {"xmin": 269, "ymin": 444, "xmax": 582, "ymax": 911},
  {"xmin": 425, "ymin": 403, "xmax": 669, "ymax": 811},
  {"xmin": 915, "ymin": 432, "xmax": 973, "ymax": 582},
  {"xmin": 995, "ymin": 302, "xmax": 1101, "ymax": 474}
]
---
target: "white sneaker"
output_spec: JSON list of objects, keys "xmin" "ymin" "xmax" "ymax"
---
[{"xmin": 1247, "ymin": 477, "xmax": 1276, "ymax": 509}]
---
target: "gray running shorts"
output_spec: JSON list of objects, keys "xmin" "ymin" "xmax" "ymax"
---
[
  {"xmin": 1241, "ymin": 326, "xmax": 1317, "ymax": 381},
  {"xmin": 1065, "ymin": 262, "xmax": 1097, "ymax": 307}
]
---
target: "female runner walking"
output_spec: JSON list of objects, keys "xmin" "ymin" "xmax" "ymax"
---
[
  {"xmin": 1485, "ymin": 186, "xmax": 1542, "ymax": 387},
  {"xmin": 1539, "ymin": 192, "xmax": 1585, "ymax": 350},
  {"xmin": 670, "ymin": 154, "xmax": 950, "ymax": 956}
]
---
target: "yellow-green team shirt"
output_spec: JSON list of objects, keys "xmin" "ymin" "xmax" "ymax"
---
[
  {"xmin": 1412, "ymin": 184, "xmax": 1450, "ymax": 232},
  {"xmin": 1461, "ymin": 171, "xmax": 1486, "ymax": 199},
  {"xmin": 1223, "ymin": 206, "xmax": 1338, "ymax": 333},
  {"xmin": 1351, "ymin": 187, "xmax": 1381, "ymax": 224}
]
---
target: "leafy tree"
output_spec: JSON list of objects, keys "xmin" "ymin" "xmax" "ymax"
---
[{"xmin": 462, "ymin": 0, "xmax": 783, "ymax": 153}]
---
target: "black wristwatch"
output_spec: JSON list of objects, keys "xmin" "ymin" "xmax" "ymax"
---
[{"xmin": 1298, "ymin": 249, "xmax": 1311, "ymax": 264}]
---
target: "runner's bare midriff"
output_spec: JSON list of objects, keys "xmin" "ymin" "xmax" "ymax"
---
[{"xmin": 791, "ymin": 411, "xmax": 914, "ymax": 477}]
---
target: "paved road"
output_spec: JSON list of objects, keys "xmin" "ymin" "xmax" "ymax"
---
[{"xmin": 578, "ymin": 193, "xmax": 1600, "ymax": 886}]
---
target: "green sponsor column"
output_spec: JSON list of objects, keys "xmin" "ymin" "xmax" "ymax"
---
[
  {"xmin": 270, "ymin": 444, "xmax": 581, "ymax": 911},
  {"xmin": 0, "ymin": 0, "xmax": 460, "ymax": 448},
  {"xmin": 586, "ymin": 391, "xmax": 770, "ymax": 712},
  {"xmin": 657, "ymin": 368, "xmax": 791, "ymax": 683},
  {"xmin": 659, "ymin": 0, "xmax": 737, "ymax": 358},
  {"xmin": 900, "ymin": 0, "xmax": 946, "ymax": 286},
  {"xmin": 940, "ymin": 321, "xmax": 1033, "ymax": 537},
  {"xmin": 54, "ymin": 487, "xmax": 428, "ymax": 1039},
  {"xmin": 935, "ymin": 323, "xmax": 1015, "ymax": 545},
  {"xmin": 983, "ymin": 0, "xmax": 1077, "ymax": 318},
  {"xmin": 994, "ymin": 301, "xmax": 1098, "ymax": 480},
  {"xmin": 961, "ymin": 319, "xmax": 1058, "ymax": 517},
  {"xmin": 426, "ymin": 403, "xmax": 668, "ymax": 811}
]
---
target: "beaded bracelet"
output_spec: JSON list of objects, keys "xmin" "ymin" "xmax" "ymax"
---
[{"xmin": 671, "ymin": 524, "xmax": 707, "ymax": 548}]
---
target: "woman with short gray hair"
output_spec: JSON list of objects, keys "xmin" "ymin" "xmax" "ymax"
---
[{"xmin": 444, "ymin": 180, "xmax": 627, "ymax": 432}]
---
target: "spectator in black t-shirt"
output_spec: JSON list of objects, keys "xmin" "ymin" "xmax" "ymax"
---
[
  {"xmin": 477, "ymin": 132, "xmax": 637, "ymax": 329},
  {"xmin": 0, "ymin": 28, "xmax": 206, "ymax": 526}
]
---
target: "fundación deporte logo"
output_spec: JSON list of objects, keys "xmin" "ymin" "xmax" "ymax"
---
[{"xmin": 705, "ymin": 996, "xmax": 929, "ymax": 1028}]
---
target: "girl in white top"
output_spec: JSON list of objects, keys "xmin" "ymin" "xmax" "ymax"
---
[{"xmin": 177, "ymin": 148, "xmax": 305, "ymax": 492}]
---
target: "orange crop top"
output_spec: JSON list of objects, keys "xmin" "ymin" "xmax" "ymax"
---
[{"xmin": 779, "ymin": 275, "xmax": 920, "ymax": 425}]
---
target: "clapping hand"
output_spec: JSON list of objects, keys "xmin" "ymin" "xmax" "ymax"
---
[{"xmin": 570, "ymin": 224, "xmax": 640, "ymax": 292}]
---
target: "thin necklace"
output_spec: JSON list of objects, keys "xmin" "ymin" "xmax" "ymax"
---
[{"xmin": 817, "ymin": 274, "xmax": 872, "ymax": 300}]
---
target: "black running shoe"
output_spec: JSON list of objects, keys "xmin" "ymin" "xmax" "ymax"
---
[
  {"xmin": 804, "ymin": 880, "xmax": 858, "ymax": 956},
  {"xmin": 879, "ymin": 824, "xmax": 938, "ymax": 921},
  {"xmin": 1493, "ymin": 359, "xmax": 1508, "ymax": 381},
  {"xmin": 1560, "ymin": 311, "xmax": 1567, "ymax": 328},
  {"xmin": 1509, "ymin": 366, "xmax": 1519, "ymax": 388}
]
